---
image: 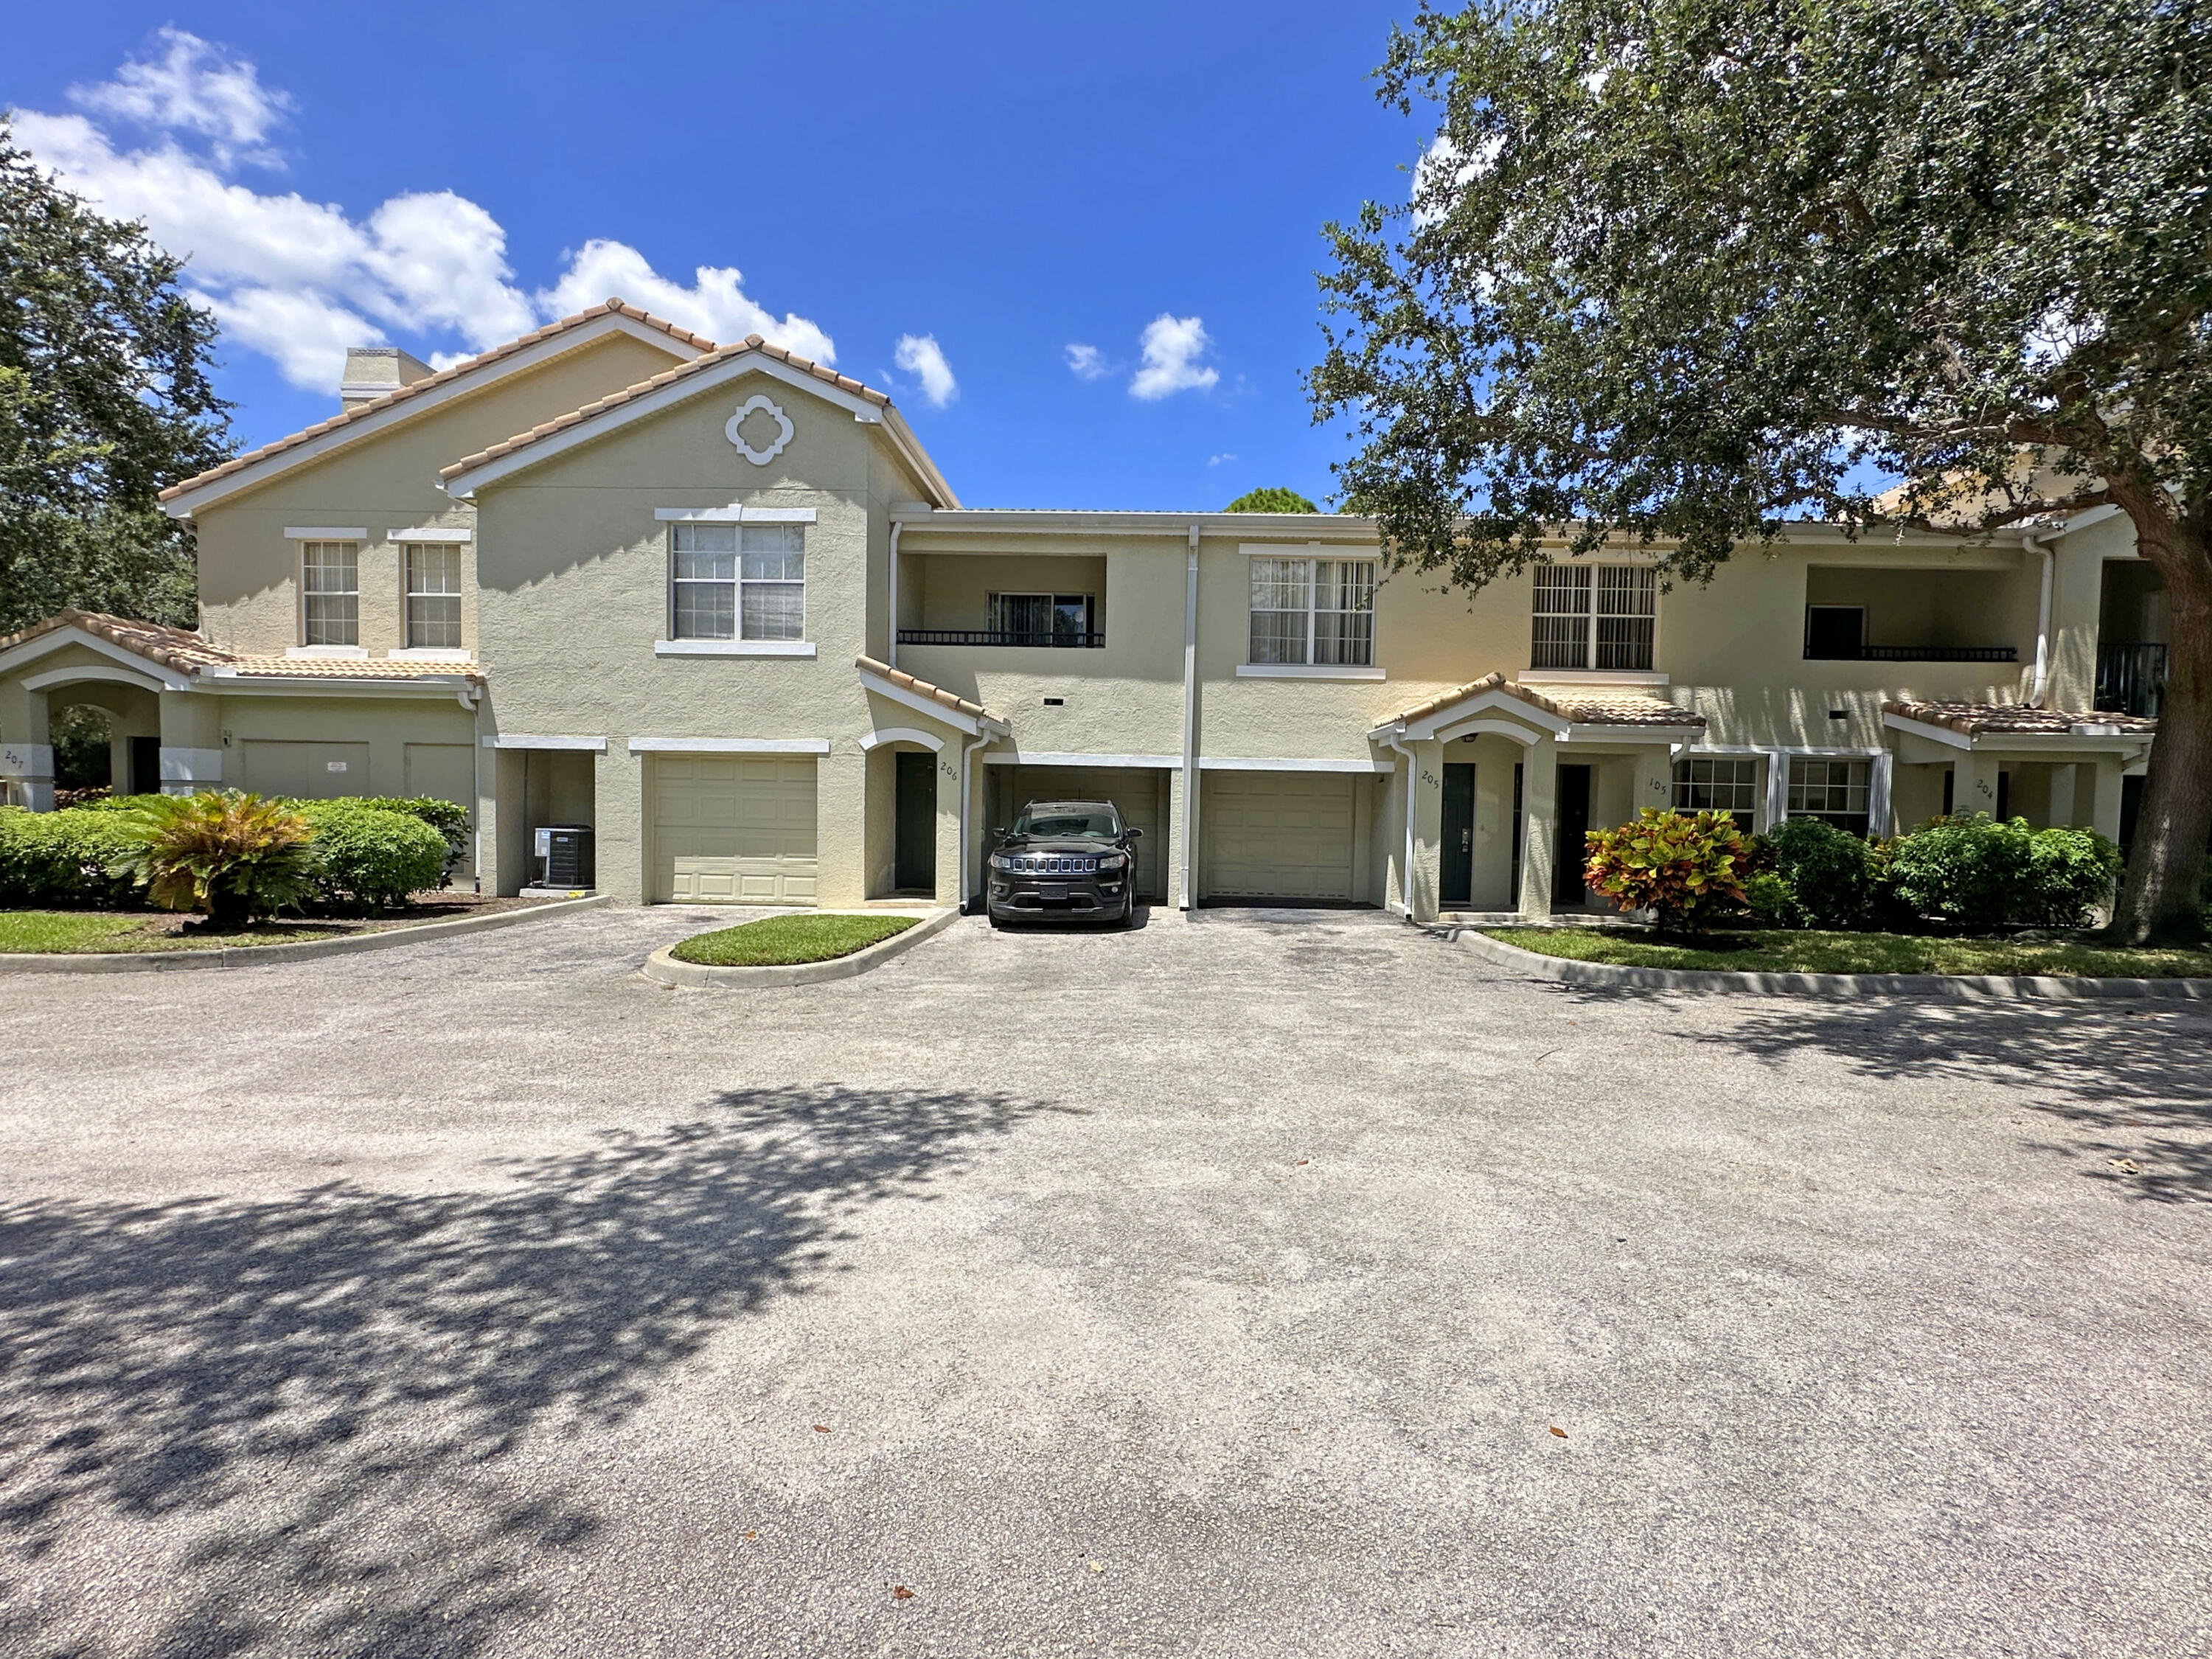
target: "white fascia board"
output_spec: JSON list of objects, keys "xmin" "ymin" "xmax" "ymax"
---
[
  {"xmin": 652, "ymin": 506, "xmax": 819, "ymax": 524},
  {"xmin": 1199, "ymin": 756, "xmax": 1396, "ymax": 773},
  {"xmin": 203, "ymin": 675, "xmax": 477, "ymax": 700},
  {"xmin": 857, "ymin": 667, "xmax": 1003, "ymax": 737},
  {"xmin": 882, "ymin": 405, "xmax": 961, "ymax": 510},
  {"xmin": 444, "ymin": 352, "xmax": 893, "ymax": 500},
  {"xmin": 1879, "ymin": 712, "xmax": 1975, "ymax": 750},
  {"xmin": 21, "ymin": 663, "xmax": 173, "ymax": 695},
  {"xmin": 981, "ymin": 751, "xmax": 1180, "ymax": 768},
  {"xmin": 0, "ymin": 627, "xmax": 197, "ymax": 690},
  {"xmin": 1559, "ymin": 723, "xmax": 1703, "ymax": 745},
  {"xmin": 891, "ymin": 507, "xmax": 1378, "ymax": 542},
  {"xmin": 1403, "ymin": 689, "xmax": 1571, "ymax": 742},
  {"xmin": 388, "ymin": 526, "xmax": 473, "ymax": 543},
  {"xmin": 627, "ymin": 736, "xmax": 832, "ymax": 755},
  {"xmin": 654, "ymin": 639, "xmax": 818, "ymax": 658},
  {"xmin": 481, "ymin": 733, "xmax": 608, "ymax": 751},
  {"xmin": 164, "ymin": 313, "xmax": 703, "ymax": 518}
]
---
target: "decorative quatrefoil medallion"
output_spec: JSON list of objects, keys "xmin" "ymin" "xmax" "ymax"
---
[{"xmin": 724, "ymin": 394, "xmax": 795, "ymax": 465}]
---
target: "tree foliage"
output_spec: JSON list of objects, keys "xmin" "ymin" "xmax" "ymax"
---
[
  {"xmin": 1224, "ymin": 486, "xmax": 1321, "ymax": 513},
  {"xmin": 1312, "ymin": 0, "xmax": 2212, "ymax": 940},
  {"xmin": 0, "ymin": 122, "xmax": 231, "ymax": 634}
]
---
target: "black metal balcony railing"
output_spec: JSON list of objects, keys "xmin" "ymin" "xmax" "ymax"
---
[
  {"xmin": 896, "ymin": 629, "xmax": 1105, "ymax": 649},
  {"xmin": 1804, "ymin": 644, "xmax": 2020, "ymax": 662},
  {"xmin": 2096, "ymin": 641, "xmax": 2167, "ymax": 718}
]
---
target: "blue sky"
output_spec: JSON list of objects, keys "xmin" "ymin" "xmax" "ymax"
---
[{"xmin": 5, "ymin": 4, "xmax": 1429, "ymax": 509}]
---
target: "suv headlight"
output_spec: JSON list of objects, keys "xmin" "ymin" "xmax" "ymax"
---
[
  {"xmin": 1096, "ymin": 852, "xmax": 1127, "ymax": 872},
  {"xmin": 989, "ymin": 852, "xmax": 1015, "ymax": 870}
]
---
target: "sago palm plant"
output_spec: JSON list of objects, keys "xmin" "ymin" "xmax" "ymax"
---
[{"xmin": 114, "ymin": 791, "xmax": 317, "ymax": 928}]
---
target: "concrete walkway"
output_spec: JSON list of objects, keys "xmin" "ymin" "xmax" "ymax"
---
[{"xmin": 1, "ymin": 905, "xmax": 2206, "ymax": 1657}]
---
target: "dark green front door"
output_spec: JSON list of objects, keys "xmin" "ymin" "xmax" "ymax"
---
[
  {"xmin": 1441, "ymin": 762, "xmax": 1475, "ymax": 907},
  {"xmin": 894, "ymin": 751, "xmax": 936, "ymax": 891}
]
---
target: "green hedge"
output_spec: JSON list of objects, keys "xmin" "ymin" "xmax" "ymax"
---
[
  {"xmin": 291, "ymin": 801, "xmax": 452, "ymax": 909},
  {"xmin": 0, "ymin": 806, "xmax": 142, "ymax": 908},
  {"xmin": 1885, "ymin": 813, "xmax": 2121, "ymax": 931}
]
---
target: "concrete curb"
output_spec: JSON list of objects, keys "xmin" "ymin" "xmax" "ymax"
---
[
  {"xmin": 641, "ymin": 907, "xmax": 956, "ymax": 989},
  {"xmin": 0, "ymin": 894, "xmax": 613, "ymax": 974},
  {"xmin": 1438, "ymin": 922, "xmax": 2212, "ymax": 1002}
]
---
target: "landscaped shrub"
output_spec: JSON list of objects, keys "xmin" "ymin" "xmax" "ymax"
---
[
  {"xmin": 1743, "ymin": 869, "xmax": 1804, "ymax": 928},
  {"xmin": 1884, "ymin": 814, "xmax": 2121, "ymax": 931},
  {"xmin": 113, "ymin": 792, "xmax": 318, "ymax": 928},
  {"xmin": 1763, "ymin": 817, "xmax": 1877, "ymax": 928},
  {"xmin": 338, "ymin": 796, "xmax": 470, "ymax": 877},
  {"xmin": 294, "ymin": 801, "xmax": 450, "ymax": 909},
  {"xmin": 1584, "ymin": 809, "xmax": 1750, "ymax": 935},
  {"xmin": 0, "ymin": 806, "xmax": 141, "ymax": 908}
]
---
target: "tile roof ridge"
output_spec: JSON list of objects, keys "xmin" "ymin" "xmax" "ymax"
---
[{"xmin": 160, "ymin": 298, "xmax": 716, "ymax": 503}]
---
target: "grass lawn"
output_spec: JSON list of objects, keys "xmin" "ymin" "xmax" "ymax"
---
[
  {"xmin": 669, "ymin": 912, "xmax": 919, "ymax": 967},
  {"xmin": 1486, "ymin": 926, "xmax": 2212, "ymax": 979},
  {"xmin": 0, "ymin": 911, "xmax": 349, "ymax": 954}
]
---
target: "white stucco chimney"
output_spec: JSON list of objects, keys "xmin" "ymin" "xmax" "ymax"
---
[{"xmin": 339, "ymin": 345, "xmax": 434, "ymax": 409}]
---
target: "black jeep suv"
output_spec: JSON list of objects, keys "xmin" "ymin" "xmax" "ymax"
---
[{"xmin": 987, "ymin": 799, "xmax": 1142, "ymax": 928}]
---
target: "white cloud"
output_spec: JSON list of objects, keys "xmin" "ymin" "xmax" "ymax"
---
[
  {"xmin": 1065, "ymin": 342, "xmax": 1110, "ymax": 381},
  {"xmin": 1129, "ymin": 313, "xmax": 1217, "ymax": 400},
  {"xmin": 1207, "ymin": 453, "xmax": 1237, "ymax": 467},
  {"xmin": 12, "ymin": 37, "xmax": 835, "ymax": 393},
  {"xmin": 892, "ymin": 333, "xmax": 957, "ymax": 407},
  {"xmin": 538, "ymin": 240, "xmax": 835, "ymax": 365},
  {"xmin": 69, "ymin": 28, "xmax": 293, "ymax": 167},
  {"xmin": 1411, "ymin": 133, "xmax": 1499, "ymax": 228}
]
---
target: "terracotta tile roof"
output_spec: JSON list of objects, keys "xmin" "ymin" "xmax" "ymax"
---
[
  {"xmin": 211, "ymin": 655, "xmax": 484, "ymax": 683},
  {"xmin": 442, "ymin": 335, "xmax": 893, "ymax": 482},
  {"xmin": 855, "ymin": 654, "xmax": 1005, "ymax": 728},
  {"xmin": 0, "ymin": 608, "xmax": 232, "ymax": 672},
  {"xmin": 1884, "ymin": 700, "xmax": 2156, "ymax": 736},
  {"xmin": 1382, "ymin": 671, "xmax": 1705, "ymax": 729},
  {"xmin": 160, "ymin": 299, "xmax": 716, "ymax": 503}
]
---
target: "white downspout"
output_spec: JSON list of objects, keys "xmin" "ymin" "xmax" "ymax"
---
[
  {"xmin": 1382, "ymin": 726, "xmax": 1416, "ymax": 919},
  {"xmin": 888, "ymin": 519, "xmax": 902, "ymax": 672},
  {"xmin": 958, "ymin": 726, "xmax": 992, "ymax": 914},
  {"xmin": 1178, "ymin": 524, "xmax": 1200, "ymax": 910},
  {"xmin": 2025, "ymin": 526, "xmax": 2056, "ymax": 706}
]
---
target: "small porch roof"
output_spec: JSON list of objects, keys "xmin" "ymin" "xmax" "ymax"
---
[
  {"xmin": 0, "ymin": 610, "xmax": 484, "ymax": 698},
  {"xmin": 1371, "ymin": 672, "xmax": 1708, "ymax": 745},
  {"xmin": 1882, "ymin": 700, "xmax": 2154, "ymax": 752},
  {"xmin": 856, "ymin": 654, "xmax": 1009, "ymax": 738}
]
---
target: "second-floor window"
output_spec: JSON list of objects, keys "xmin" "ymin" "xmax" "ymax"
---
[
  {"xmin": 1250, "ymin": 557, "xmax": 1376, "ymax": 667},
  {"xmin": 671, "ymin": 523, "xmax": 805, "ymax": 641},
  {"xmin": 1531, "ymin": 564, "xmax": 1656, "ymax": 671},
  {"xmin": 406, "ymin": 545, "xmax": 462, "ymax": 649},
  {"xmin": 302, "ymin": 540, "xmax": 359, "ymax": 646},
  {"xmin": 990, "ymin": 592, "xmax": 1095, "ymax": 644}
]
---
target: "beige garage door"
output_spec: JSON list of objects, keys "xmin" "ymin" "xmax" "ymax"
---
[
  {"xmin": 1202, "ymin": 771, "xmax": 1357, "ymax": 900},
  {"xmin": 1002, "ymin": 766, "xmax": 1166, "ymax": 900},
  {"xmin": 652, "ymin": 754, "xmax": 818, "ymax": 904},
  {"xmin": 239, "ymin": 739, "xmax": 372, "ymax": 799}
]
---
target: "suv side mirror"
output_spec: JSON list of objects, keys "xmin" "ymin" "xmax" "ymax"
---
[
  {"xmin": 1124, "ymin": 826, "xmax": 1143, "ymax": 839},
  {"xmin": 992, "ymin": 827, "xmax": 1009, "ymax": 842}
]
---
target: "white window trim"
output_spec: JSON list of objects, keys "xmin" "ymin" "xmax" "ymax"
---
[
  {"xmin": 298, "ymin": 537, "xmax": 364, "ymax": 650},
  {"xmin": 1244, "ymin": 552, "xmax": 1379, "ymax": 670},
  {"xmin": 653, "ymin": 505, "xmax": 819, "ymax": 524},
  {"xmin": 1234, "ymin": 663, "xmax": 1385, "ymax": 681},
  {"xmin": 387, "ymin": 526, "xmax": 473, "ymax": 543},
  {"xmin": 285, "ymin": 526, "xmax": 369, "ymax": 540},
  {"xmin": 654, "ymin": 639, "xmax": 818, "ymax": 658},
  {"xmin": 285, "ymin": 644, "xmax": 368, "ymax": 660},
  {"xmin": 481, "ymin": 734, "xmax": 607, "ymax": 751},
  {"xmin": 403, "ymin": 540, "xmax": 465, "ymax": 653}
]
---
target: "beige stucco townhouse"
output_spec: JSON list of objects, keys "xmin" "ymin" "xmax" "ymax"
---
[{"xmin": 0, "ymin": 297, "xmax": 2167, "ymax": 921}]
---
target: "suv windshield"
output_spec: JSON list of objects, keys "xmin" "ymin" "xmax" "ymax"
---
[{"xmin": 1012, "ymin": 802, "xmax": 1121, "ymax": 840}]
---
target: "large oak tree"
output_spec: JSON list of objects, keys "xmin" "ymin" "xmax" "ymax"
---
[
  {"xmin": 0, "ymin": 122, "xmax": 230, "ymax": 637},
  {"xmin": 1310, "ymin": 0, "xmax": 2212, "ymax": 942}
]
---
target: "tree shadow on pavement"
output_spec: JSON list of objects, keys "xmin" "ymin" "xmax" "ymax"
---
[
  {"xmin": 1688, "ymin": 999, "xmax": 2212, "ymax": 1203},
  {"xmin": 0, "ymin": 1084, "xmax": 1062, "ymax": 1659}
]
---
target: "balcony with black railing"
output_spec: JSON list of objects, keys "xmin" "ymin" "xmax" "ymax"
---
[
  {"xmin": 2096, "ymin": 641, "xmax": 2166, "ymax": 718},
  {"xmin": 897, "ymin": 628, "xmax": 1105, "ymax": 649},
  {"xmin": 1804, "ymin": 641, "xmax": 2020, "ymax": 663}
]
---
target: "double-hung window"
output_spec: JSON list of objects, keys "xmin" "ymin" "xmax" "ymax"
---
[
  {"xmin": 671, "ymin": 523, "xmax": 806, "ymax": 641},
  {"xmin": 1248, "ymin": 556, "xmax": 1376, "ymax": 667},
  {"xmin": 1787, "ymin": 758, "xmax": 1872, "ymax": 836},
  {"xmin": 301, "ymin": 540, "xmax": 360, "ymax": 646},
  {"xmin": 1674, "ymin": 757, "xmax": 1760, "ymax": 832},
  {"xmin": 405, "ymin": 545, "xmax": 462, "ymax": 649},
  {"xmin": 1531, "ymin": 563, "xmax": 1656, "ymax": 671}
]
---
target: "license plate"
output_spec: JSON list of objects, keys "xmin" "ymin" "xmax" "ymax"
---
[{"xmin": 1037, "ymin": 883, "xmax": 1068, "ymax": 900}]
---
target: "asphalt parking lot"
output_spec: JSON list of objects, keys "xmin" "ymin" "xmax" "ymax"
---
[{"xmin": 2, "ymin": 904, "xmax": 2208, "ymax": 1658}]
